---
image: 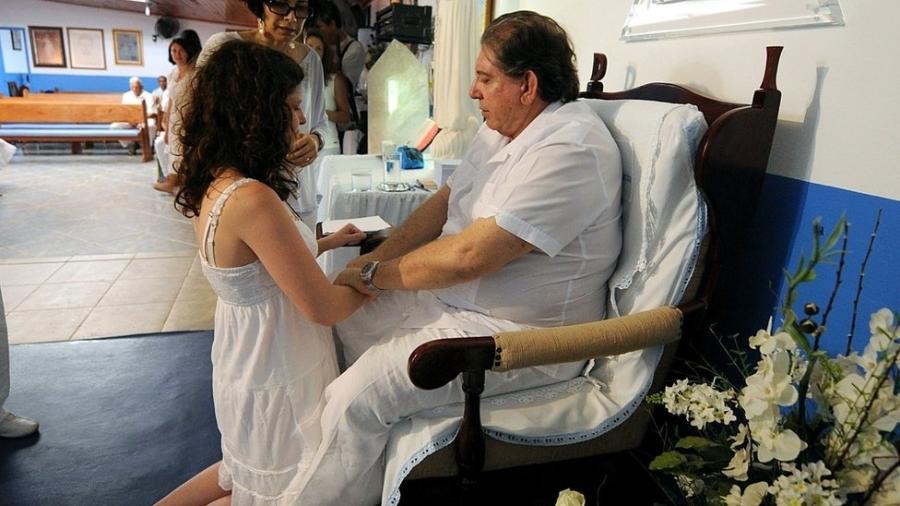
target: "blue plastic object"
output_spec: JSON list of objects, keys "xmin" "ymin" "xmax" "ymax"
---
[{"xmin": 398, "ymin": 146, "xmax": 424, "ymax": 170}]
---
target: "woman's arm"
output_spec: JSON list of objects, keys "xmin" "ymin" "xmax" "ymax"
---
[
  {"xmin": 317, "ymin": 223, "xmax": 366, "ymax": 256},
  {"xmin": 229, "ymin": 183, "xmax": 369, "ymax": 325},
  {"xmin": 326, "ymin": 73, "xmax": 353, "ymax": 125}
]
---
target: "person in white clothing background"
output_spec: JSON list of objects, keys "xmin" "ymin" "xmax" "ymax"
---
[
  {"xmin": 153, "ymin": 35, "xmax": 202, "ymax": 195},
  {"xmin": 312, "ymin": 0, "xmax": 365, "ymax": 89},
  {"xmin": 296, "ymin": 11, "xmax": 624, "ymax": 505},
  {"xmin": 197, "ymin": 0, "xmax": 329, "ymax": 231},
  {"xmin": 111, "ymin": 77, "xmax": 157, "ymax": 155},
  {"xmin": 304, "ymin": 28, "xmax": 353, "ymax": 156},
  {"xmin": 0, "ymin": 290, "xmax": 39, "ymax": 438}
]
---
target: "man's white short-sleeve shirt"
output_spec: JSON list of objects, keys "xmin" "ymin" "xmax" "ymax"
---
[
  {"xmin": 121, "ymin": 90, "xmax": 156, "ymax": 116},
  {"xmin": 434, "ymin": 100, "xmax": 622, "ymax": 327}
]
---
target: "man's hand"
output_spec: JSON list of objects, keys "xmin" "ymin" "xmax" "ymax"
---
[
  {"xmin": 347, "ymin": 252, "xmax": 375, "ymax": 270},
  {"xmin": 287, "ymin": 133, "xmax": 319, "ymax": 167},
  {"xmin": 334, "ymin": 266, "xmax": 379, "ymax": 296}
]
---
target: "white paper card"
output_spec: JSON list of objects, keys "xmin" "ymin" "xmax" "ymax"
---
[{"xmin": 322, "ymin": 215, "xmax": 391, "ymax": 234}]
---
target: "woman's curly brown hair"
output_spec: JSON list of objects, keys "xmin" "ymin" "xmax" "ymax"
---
[{"xmin": 174, "ymin": 39, "xmax": 304, "ymax": 218}]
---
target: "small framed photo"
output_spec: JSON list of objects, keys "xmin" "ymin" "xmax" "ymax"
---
[
  {"xmin": 113, "ymin": 29, "xmax": 143, "ymax": 66},
  {"xmin": 29, "ymin": 26, "xmax": 67, "ymax": 68},
  {"xmin": 11, "ymin": 30, "xmax": 23, "ymax": 51},
  {"xmin": 67, "ymin": 28, "xmax": 106, "ymax": 70}
]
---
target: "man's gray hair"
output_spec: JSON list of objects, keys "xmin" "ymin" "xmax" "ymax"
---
[{"xmin": 129, "ymin": 76, "xmax": 142, "ymax": 86}]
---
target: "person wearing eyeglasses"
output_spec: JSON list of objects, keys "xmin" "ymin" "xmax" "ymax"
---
[{"xmin": 194, "ymin": 0, "xmax": 328, "ymax": 231}]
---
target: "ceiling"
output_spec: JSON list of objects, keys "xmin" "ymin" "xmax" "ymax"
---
[{"xmin": 45, "ymin": 0, "xmax": 257, "ymax": 27}]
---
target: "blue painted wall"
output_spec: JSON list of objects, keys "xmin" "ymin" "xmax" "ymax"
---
[
  {"xmin": 719, "ymin": 173, "xmax": 898, "ymax": 357},
  {"xmin": 7, "ymin": 73, "xmax": 161, "ymax": 93}
]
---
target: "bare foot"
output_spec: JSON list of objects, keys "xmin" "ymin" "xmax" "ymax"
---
[{"xmin": 153, "ymin": 179, "xmax": 177, "ymax": 194}]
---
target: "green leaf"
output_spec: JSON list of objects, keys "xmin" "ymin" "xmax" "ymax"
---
[
  {"xmin": 787, "ymin": 324, "xmax": 813, "ymax": 354},
  {"xmin": 823, "ymin": 215, "xmax": 847, "ymax": 252},
  {"xmin": 802, "ymin": 269, "xmax": 817, "ymax": 282},
  {"xmin": 649, "ymin": 451, "xmax": 688, "ymax": 471},
  {"xmin": 675, "ymin": 436, "xmax": 717, "ymax": 450}
]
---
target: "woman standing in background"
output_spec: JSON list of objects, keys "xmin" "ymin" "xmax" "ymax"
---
[
  {"xmin": 196, "ymin": 0, "xmax": 328, "ymax": 231},
  {"xmin": 153, "ymin": 32, "xmax": 202, "ymax": 194}
]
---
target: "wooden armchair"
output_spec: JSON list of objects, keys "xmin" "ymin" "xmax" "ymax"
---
[{"xmin": 401, "ymin": 47, "xmax": 784, "ymax": 502}]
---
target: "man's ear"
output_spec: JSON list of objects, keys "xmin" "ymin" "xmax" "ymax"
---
[{"xmin": 519, "ymin": 70, "xmax": 540, "ymax": 105}]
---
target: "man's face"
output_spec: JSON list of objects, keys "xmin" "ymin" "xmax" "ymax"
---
[
  {"xmin": 469, "ymin": 47, "xmax": 528, "ymax": 139},
  {"xmin": 315, "ymin": 19, "xmax": 339, "ymax": 44},
  {"xmin": 130, "ymin": 81, "xmax": 143, "ymax": 95},
  {"xmin": 158, "ymin": 77, "xmax": 167, "ymax": 90}
]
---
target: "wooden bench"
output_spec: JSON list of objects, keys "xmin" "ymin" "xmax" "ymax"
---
[
  {"xmin": 0, "ymin": 97, "xmax": 152, "ymax": 161},
  {"xmin": 21, "ymin": 92, "xmax": 122, "ymax": 103}
]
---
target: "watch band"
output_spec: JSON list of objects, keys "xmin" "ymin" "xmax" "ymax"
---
[
  {"xmin": 360, "ymin": 260, "xmax": 383, "ymax": 292},
  {"xmin": 312, "ymin": 131, "xmax": 324, "ymax": 151}
]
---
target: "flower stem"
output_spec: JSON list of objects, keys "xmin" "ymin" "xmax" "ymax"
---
[
  {"xmin": 860, "ymin": 453, "xmax": 900, "ymax": 505},
  {"xmin": 846, "ymin": 209, "xmax": 882, "ymax": 355},
  {"xmin": 819, "ymin": 224, "xmax": 849, "ymax": 351}
]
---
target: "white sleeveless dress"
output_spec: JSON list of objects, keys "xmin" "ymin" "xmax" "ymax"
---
[{"xmin": 199, "ymin": 178, "xmax": 339, "ymax": 505}]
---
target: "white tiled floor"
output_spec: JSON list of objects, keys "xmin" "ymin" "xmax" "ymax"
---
[{"xmin": 1, "ymin": 153, "xmax": 216, "ymax": 343}]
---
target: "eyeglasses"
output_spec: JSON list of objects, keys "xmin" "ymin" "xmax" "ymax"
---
[{"xmin": 264, "ymin": 1, "xmax": 312, "ymax": 19}]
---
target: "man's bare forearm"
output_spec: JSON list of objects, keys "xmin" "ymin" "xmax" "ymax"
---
[{"xmin": 361, "ymin": 185, "xmax": 450, "ymax": 263}]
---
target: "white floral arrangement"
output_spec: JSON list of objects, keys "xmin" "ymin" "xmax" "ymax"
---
[{"xmin": 644, "ymin": 215, "xmax": 899, "ymax": 505}]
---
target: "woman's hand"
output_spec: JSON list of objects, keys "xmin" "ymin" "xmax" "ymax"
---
[
  {"xmin": 317, "ymin": 223, "xmax": 367, "ymax": 254},
  {"xmin": 334, "ymin": 266, "xmax": 378, "ymax": 296},
  {"xmin": 287, "ymin": 132, "xmax": 319, "ymax": 167}
]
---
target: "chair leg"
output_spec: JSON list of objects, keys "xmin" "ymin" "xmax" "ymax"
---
[{"xmin": 456, "ymin": 369, "xmax": 486, "ymax": 505}]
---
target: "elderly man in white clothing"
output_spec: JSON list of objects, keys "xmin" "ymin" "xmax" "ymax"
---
[
  {"xmin": 299, "ymin": 11, "xmax": 623, "ymax": 505},
  {"xmin": 111, "ymin": 76, "xmax": 157, "ymax": 154}
]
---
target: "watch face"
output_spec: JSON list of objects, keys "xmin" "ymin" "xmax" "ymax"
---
[
  {"xmin": 360, "ymin": 261, "xmax": 380, "ymax": 290},
  {"xmin": 361, "ymin": 261, "xmax": 376, "ymax": 280}
]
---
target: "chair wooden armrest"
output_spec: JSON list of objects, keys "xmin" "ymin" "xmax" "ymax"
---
[
  {"xmin": 406, "ymin": 301, "xmax": 707, "ymax": 493},
  {"xmin": 409, "ymin": 302, "xmax": 707, "ymax": 389}
]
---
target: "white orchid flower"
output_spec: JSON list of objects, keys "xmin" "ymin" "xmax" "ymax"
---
[
  {"xmin": 751, "ymin": 421, "xmax": 806, "ymax": 463},
  {"xmin": 837, "ymin": 466, "xmax": 875, "ymax": 495},
  {"xmin": 554, "ymin": 489, "xmax": 585, "ymax": 506},
  {"xmin": 870, "ymin": 466, "xmax": 900, "ymax": 506},
  {"xmin": 869, "ymin": 308, "xmax": 898, "ymax": 339},
  {"xmin": 740, "ymin": 351, "xmax": 798, "ymax": 418},
  {"xmin": 723, "ymin": 424, "xmax": 751, "ymax": 481},
  {"xmin": 723, "ymin": 482, "xmax": 768, "ymax": 506},
  {"xmin": 749, "ymin": 329, "xmax": 796, "ymax": 355}
]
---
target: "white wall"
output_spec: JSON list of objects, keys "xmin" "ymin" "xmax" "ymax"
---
[
  {"xmin": 500, "ymin": 0, "xmax": 900, "ymax": 201},
  {"xmin": 0, "ymin": 28, "xmax": 29, "ymax": 73},
  {"xmin": 0, "ymin": 0, "xmax": 236, "ymax": 78}
]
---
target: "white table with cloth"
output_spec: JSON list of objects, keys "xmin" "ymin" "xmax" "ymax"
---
[{"xmin": 316, "ymin": 154, "xmax": 434, "ymax": 275}]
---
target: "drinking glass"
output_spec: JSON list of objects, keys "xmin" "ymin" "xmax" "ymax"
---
[{"xmin": 351, "ymin": 170, "xmax": 372, "ymax": 192}]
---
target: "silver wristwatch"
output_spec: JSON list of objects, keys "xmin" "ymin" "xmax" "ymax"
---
[{"xmin": 359, "ymin": 261, "xmax": 383, "ymax": 293}]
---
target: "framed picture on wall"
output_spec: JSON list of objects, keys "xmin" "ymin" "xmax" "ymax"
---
[
  {"xmin": 67, "ymin": 28, "xmax": 106, "ymax": 70},
  {"xmin": 621, "ymin": 0, "xmax": 845, "ymax": 41},
  {"xmin": 11, "ymin": 30, "xmax": 23, "ymax": 51},
  {"xmin": 112, "ymin": 29, "xmax": 143, "ymax": 66},
  {"xmin": 29, "ymin": 26, "xmax": 67, "ymax": 68}
]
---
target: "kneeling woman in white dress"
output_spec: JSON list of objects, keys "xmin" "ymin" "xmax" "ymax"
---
[{"xmin": 155, "ymin": 39, "xmax": 370, "ymax": 506}]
